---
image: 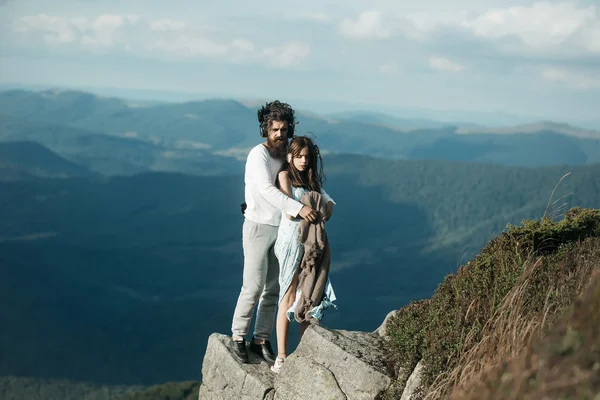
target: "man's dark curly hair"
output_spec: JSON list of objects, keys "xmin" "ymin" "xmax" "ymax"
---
[{"xmin": 257, "ymin": 100, "xmax": 298, "ymax": 138}]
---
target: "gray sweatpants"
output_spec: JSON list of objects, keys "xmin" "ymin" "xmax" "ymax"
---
[{"xmin": 231, "ymin": 218, "xmax": 280, "ymax": 341}]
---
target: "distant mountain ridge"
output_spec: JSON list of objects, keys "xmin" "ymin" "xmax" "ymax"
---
[
  {"xmin": 1, "ymin": 88, "xmax": 600, "ymax": 177},
  {"xmin": 0, "ymin": 114, "xmax": 245, "ymax": 176},
  {"xmin": 0, "ymin": 141, "xmax": 94, "ymax": 180},
  {"xmin": 455, "ymin": 121, "xmax": 600, "ymax": 139},
  {"xmin": 4, "ymin": 83, "xmax": 598, "ymax": 129},
  {"xmin": 325, "ymin": 111, "xmax": 600, "ymax": 141},
  {"xmin": 326, "ymin": 110, "xmax": 481, "ymax": 131},
  {"xmin": 3, "ymin": 88, "xmax": 598, "ymax": 137}
]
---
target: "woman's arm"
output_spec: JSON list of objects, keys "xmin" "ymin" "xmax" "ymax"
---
[
  {"xmin": 319, "ymin": 187, "xmax": 335, "ymax": 221},
  {"xmin": 324, "ymin": 200, "xmax": 334, "ymax": 222},
  {"xmin": 320, "ymin": 188, "xmax": 336, "ymax": 205},
  {"xmin": 277, "ymin": 171, "xmax": 295, "ymax": 220}
]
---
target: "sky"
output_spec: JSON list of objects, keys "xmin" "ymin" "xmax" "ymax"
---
[{"xmin": 0, "ymin": 0, "xmax": 599, "ymax": 123}]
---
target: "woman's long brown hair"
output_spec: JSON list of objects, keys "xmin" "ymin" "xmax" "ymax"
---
[{"xmin": 282, "ymin": 136, "xmax": 324, "ymax": 192}]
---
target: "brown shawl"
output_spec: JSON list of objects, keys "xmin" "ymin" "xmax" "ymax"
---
[{"xmin": 294, "ymin": 190, "xmax": 331, "ymax": 324}]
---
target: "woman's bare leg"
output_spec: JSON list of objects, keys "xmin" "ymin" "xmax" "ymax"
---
[{"xmin": 275, "ymin": 269, "xmax": 300, "ymax": 358}]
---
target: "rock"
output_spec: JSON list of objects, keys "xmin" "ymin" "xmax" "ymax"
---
[
  {"xmin": 273, "ymin": 325, "xmax": 393, "ymax": 400},
  {"xmin": 275, "ymin": 358, "xmax": 347, "ymax": 400},
  {"xmin": 198, "ymin": 333, "xmax": 275, "ymax": 400},
  {"xmin": 199, "ymin": 326, "xmax": 394, "ymax": 400},
  {"xmin": 374, "ymin": 310, "xmax": 400, "ymax": 337},
  {"xmin": 400, "ymin": 360, "xmax": 424, "ymax": 400}
]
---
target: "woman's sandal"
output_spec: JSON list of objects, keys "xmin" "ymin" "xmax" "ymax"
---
[{"xmin": 270, "ymin": 356, "xmax": 285, "ymax": 373}]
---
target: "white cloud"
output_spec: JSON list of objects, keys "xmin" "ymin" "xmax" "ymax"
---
[
  {"xmin": 583, "ymin": 22, "xmax": 600, "ymax": 52},
  {"xmin": 92, "ymin": 14, "xmax": 124, "ymax": 30},
  {"xmin": 379, "ymin": 62, "xmax": 400, "ymax": 76},
  {"xmin": 12, "ymin": 13, "xmax": 310, "ymax": 68},
  {"xmin": 400, "ymin": 10, "xmax": 470, "ymax": 41},
  {"xmin": 18, "ymin": 14, "xmax": 75, "ymax": 45},
  {"xmin": 460, "ymin": 2, "xmax": 598, "ymax": 50},
  {"xmin": 299, "ymin": 13, "xmax": 332, "ymax": 23},
  {"xmin": 85, "ymin": 14, "xmax": 129, "ymax": 47},
  {"xmin": 147, "ymin": 35, "xmax": 229, "ymax": 57},
  {"xmin": 151, "ymin": 19, "xmax": 186, "ymax": 32},
  {"xmin": 339, "ymin": 2, "xmax": 600, "ymax": 56},
  {"xmin": 16, "ymin": 13, "xmax": 137, "ymax": 48},
  {"xmin": 541, "ymin": 67, "xmax": 600, "ymax": 90},
  {"xmin": 45, "ymin": 31, "xmax": 75, "ymax": 45},
  {"xmin": 429, "ymin": 56, "xmax": 464, "ymax": 72},
  {"xmin": 271, "ymin": 8, "xmax": 333, "ymax": 23},
  {"xmin": 338, "ymin": 10, "xmax": 393, "ymax": 39},
  {"xmin": 125, "ymin": 15, "xmax": 140, "ymax": 24},
  {"xmin": 148, "ymin": 36, "xmax": 310, "ymax": 68},
  {"xmin": 231, "ymin": 39, "xmax": 254, "ymax": 52},
  {"xmin": 70, "ymin": 17, "xmax": 90, "ymax": 31},
  {"xmin": 262, "ymin": 41, "xmax": 310, "ymax": 68}
]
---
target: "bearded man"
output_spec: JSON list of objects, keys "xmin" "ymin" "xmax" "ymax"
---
[{"xmin": 229, "ymin": 100, "xmax": 319, "ymax": 364}]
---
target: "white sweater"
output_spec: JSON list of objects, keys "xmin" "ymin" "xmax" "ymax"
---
[{"xmin": 243, "ymin": 143, "xmax": 334, "ymax": 226}]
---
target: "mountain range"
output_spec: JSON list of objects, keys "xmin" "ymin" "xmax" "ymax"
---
[
  {"xmin": 1, "ymin": 89, "xmax": 600, "ymax": 179},
  {"xmin": 3, "ymin": 83, "xmax": 599, "ymax": 130},
  {"xmin": 1, "ymin": 87, "xmax": 600, "ymax": 396},
  {"xmin": 0, "ymin": 141, "xmax": 95, "ymax": 181}
]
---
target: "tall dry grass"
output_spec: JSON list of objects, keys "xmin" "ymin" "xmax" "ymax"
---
[
  {"xmin": 382, "ymin": 206, "xmax": 600, "ymax": 400},
  {"xmin": 464, "ymin": 268, "xmax": 600, "ymax": 400},
  {"xmin": 422, "ymin": 238, "xmax": 599, "ymax": 400}
]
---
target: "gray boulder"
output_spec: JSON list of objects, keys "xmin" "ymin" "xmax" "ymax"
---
[
  {"xmin": 198, "ymin": 333, "xmax": 274, "ymax": 400},
  {"xmin": 274, "ymin": 325, "xmax": 393, "ymax": 400},
  {"xmin": 198, "ymin": 326, "xmax": 394, "ymax": 400},
  {"xmin": 374, "ymin": 309, "xmax": 400, "ymax": 337},
  {"xmin": 400, "ymin": 360, "xmax": 424, "ymax": 400}
]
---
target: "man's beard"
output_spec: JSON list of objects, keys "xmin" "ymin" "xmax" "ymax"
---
[{"xmin": 265, "ymin": 137, "xmax": 286, "ymax": 159}]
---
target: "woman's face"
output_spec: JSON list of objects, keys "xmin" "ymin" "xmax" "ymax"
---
[{"xmin": 292, "ymin": 146, "xmax": 309, "ymax": 172}]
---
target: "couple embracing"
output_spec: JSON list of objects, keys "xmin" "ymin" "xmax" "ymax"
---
[{"xmin": 229, "ymin": 100, "xmax": 337, "ymax": 374}]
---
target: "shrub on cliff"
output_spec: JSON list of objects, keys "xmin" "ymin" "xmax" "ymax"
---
[{"xmin": 384, "ymin": 207, "xmax": 600, "ymax": 398}]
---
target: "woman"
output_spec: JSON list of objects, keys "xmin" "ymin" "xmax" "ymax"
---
[{"xmin": 271, "ymin": 135, "xmax": 337, "ymax": 374}]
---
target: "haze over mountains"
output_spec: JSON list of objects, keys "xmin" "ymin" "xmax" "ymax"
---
[
  {"xmin": 1, "ymin": 89, "xmax": 600, "ymax": 178},
  {"xmin": 0, "ymin": 141, "xmax": 95, "ymax": 181},
  {"xmin": 1, "ymin": 87, "xmax": 599, "ymax": 393},
  {"xmin": 3, "ymin": 84, "xmax": 599, "ymax": 131}
]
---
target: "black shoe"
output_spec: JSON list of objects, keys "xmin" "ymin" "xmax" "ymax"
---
[
  {"xmin": 249, "ymin": 337, "xmax": 276, "ymax": 364},
  {"xmin": 229, "ymin": 338, "xmax": 249, "ymax": 363}
]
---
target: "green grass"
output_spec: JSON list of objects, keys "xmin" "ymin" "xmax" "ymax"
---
[{"xmin": 383, "ymin": 207, "xmax": 600, "ymax": 397}]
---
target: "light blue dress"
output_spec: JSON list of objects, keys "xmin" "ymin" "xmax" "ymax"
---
[{"xmin": 274, "ymin": 185, "xmax": 337, "ymax": 323}]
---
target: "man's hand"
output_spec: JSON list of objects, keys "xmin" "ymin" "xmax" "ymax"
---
[{"xmin": 299, "ymin": 205, "xmax": 318, "ymax": 223}]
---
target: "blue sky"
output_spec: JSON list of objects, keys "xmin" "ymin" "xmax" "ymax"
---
[{"xmin": 0, "ymin": 0, "xmax": 599, "ymax": 123}]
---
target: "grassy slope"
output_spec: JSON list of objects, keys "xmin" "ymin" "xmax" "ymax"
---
[
  {"xmin": 383, "ymin": 207, "xmax": 600, "ymax": 399},
  {"xmin": 457, "ymin": 270, "xmax": 600, "ymax": 399}
]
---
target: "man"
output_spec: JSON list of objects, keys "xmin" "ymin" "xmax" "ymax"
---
[{"xmin": 229, "ymin": 100, "xmax": 330, "ymax": 364}]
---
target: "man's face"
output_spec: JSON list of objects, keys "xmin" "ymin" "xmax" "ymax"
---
[
  {"xmin": 267, "ymin": 120, "xmax": 288, "ymax": 142},
  {"xmin": 265, "ymin": 120, "xmax": 288, "ymax": 158}
]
